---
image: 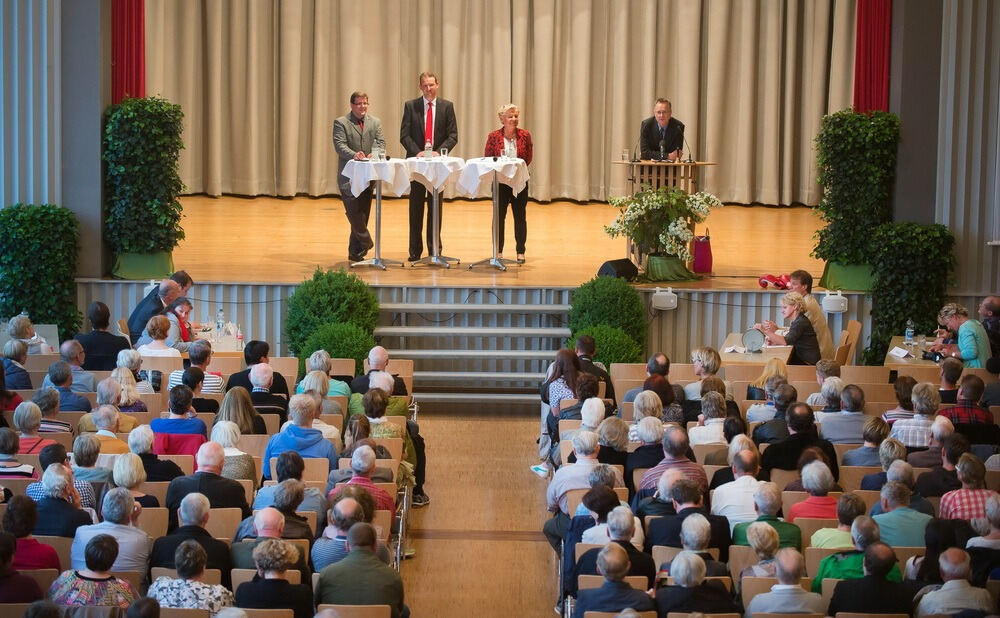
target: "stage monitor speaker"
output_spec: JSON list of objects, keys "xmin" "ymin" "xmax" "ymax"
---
[{"xmin": 597, "ymin": 259, "xmax": 638, "ymax": 281}]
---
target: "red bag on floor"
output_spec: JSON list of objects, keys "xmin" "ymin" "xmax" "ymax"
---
[{"xmin": 691, "ymin": 230, "xmax": 713, "ymax": 274}]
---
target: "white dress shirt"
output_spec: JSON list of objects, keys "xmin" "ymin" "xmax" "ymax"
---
[{"xmin": 710, "ymin": 474, "xmax": 762, "ymax": 532}]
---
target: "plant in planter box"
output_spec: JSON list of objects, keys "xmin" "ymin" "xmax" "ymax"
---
[
  {"xmin": 298, "ymin": 322, "xmax": 376, "ymax": 379},
  {"xmin": 569, "ymin": 276, "xmax": 646, "ymax": 347},
  {"xmin": 285, "ymin": 268, "xmax": 379, "ymax": 356},
  {"xmin": 103, "ymin": 96, "xmax": 185, "ymax": 278},
  {"xmin": 567, "ymin": 325, "xmax": 644, "ymax": 367}
]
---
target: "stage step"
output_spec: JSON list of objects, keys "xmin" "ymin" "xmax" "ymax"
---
[
  {"xmin": 414, "ymin": 371, "xmax": 545, "ymax": 382},
  {"xmin": 380, "ymin": 302, "xmax": 569, "ymax": 313},
  {"xmin": 388, "ymin": 349, "xmax": 555, "ymax": 360},
  {"xmin": 411, "ymin": 391, "xmax": 542, "ymax": 404},
  {"xmin": 375, "ymin": 326, "xmax": 571, "ymax": 338}
]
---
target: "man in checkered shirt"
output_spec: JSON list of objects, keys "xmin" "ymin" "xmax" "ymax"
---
[
  {"xmin": 941, "ymin": 375, "xmax": 993, "ymax": 425},
  {"xmin": 890, "ymin": 383, "xmax": 942, "ymax": 449},
  {"xmin": 939, "ymin": 452, "xmax": 998, "ymax": 521}
]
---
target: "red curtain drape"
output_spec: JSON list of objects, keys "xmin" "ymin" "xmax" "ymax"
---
[
  {"xmin": 853, "ymin": 0, "xmax": 892, "ymax": 112},
  {"xmin": 111, "ymin": 0, "xmax": 145, "ymax": 103}
]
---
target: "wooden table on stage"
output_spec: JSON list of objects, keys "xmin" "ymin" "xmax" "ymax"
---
[
  {"xmin": 720, "ymin": 332, "xmax": 792, "ymax": 366},
  {"xmin": 612, "ymin": 160, "xmax": 716, "ymax": 195},
  {"xmin": 882, "ymin": 335, "xmax": 938, "ymax": 369}
]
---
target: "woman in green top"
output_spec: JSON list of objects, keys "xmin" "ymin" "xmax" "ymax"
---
[{"xmin": 932, "ymin": 303, "xmax": 992, "ymax": 368}]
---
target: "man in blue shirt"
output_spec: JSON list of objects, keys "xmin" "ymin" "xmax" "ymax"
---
[
  {"xmin": 872, "ymin": 481, "xmax": 932, "ymax": 547},
  {"xmin": 262, "ymin": 394, "xmax": 337, "ymax": 481},
  {"xmin": 48, "ymin": 361, "xmax": 92, "ymax": 412},
  {"xmin": 150, "ymin": 385, "xmax": 207, "ymax": 437},
  {"xmin": 40, "ymin": 341, "xmax": 96, "ymax": 393}
]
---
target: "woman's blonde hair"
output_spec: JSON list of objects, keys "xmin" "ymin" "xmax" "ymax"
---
[
  {"xmin": 746, "ymin": 521, "xmax": 779, "ymax": 559},
  {"xmin": 633, "ymin": 390, "xmax": 663, "ymax": 422},
  {"xmin": 113, "ymin": 452, "xmax": 146, "ymax": 489},
  {"xmin": 597, "ymin": 417, "xmax": 629, "ymax": 451},
  {"xmin": 252, "ymin": 538, "xmax": 297, "ymax": 573},
  {"xmin": 781, "ymin": 292, "xmax": 806, "ymax": 314},
  {"xmin": 216, "ymin": 387, "xmax": 258, "ymax": 436},
  {"xmin": 110, "ymin": 367, "xmax": 141, "ymax": 406},
  {"xmin": 691, "ymin": 347, "xmax": 721, "ymax": 375},
  {"xmin": 750, "ymin": 358, "xmax": 787, "ymax": 389},
  {"xmin": 299, "ymin": 371, "xmax": 330, "ymax": 401},
  {"xmin": 497, "ymin": 103, "xmax": 519, "ymax": 117}
]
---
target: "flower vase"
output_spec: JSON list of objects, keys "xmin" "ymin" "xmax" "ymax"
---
[{"xmin": 645, "ymin": 255, "xmax": 697, "ymax": 281}]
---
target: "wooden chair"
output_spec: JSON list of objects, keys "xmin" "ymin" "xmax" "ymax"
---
[
  {"xmin": 232, "ymin": 568, "xmax": 301, "ymax": 589},
  {"xmin": 237, "ymin": 434, "xmax": 270, "ymax": 461},
  {"xmin": 559, "ymin": 439, "xmax": 574, "ymax": 465},
  {"xmin": 316, "ymin": 606, "xmax": 391, "ymax": 618},
  {"xmin": 328, "ymin": 358, "xmax": 356, "ymax": 376},
  {"xmin": 840, "ymin": 366, "xmax": 891, "ymax": 384},
  {"xmin": 843, "ymin": 319, "xmax": 862, "ymax": 365},
  {"xmin": 575, "ymin": 542, "xmax": 606, "ymax": 562},
  {"xmin": 269, "ymin": 457, "xmax": 331, "ymax": 483},
  {"xmin": 159, "ymin": 454, "xmax": 194, "ymax": 475},
  {"xmin": 795, "ymin": 518, "xmax": 839, "ymax": 549},
  {"xmin": 209, "ymin": 355, "xmax": 243, "ymax": 375},
  {"xmin": 21, "ymin": 569, "xmax": 59, "ymax": 596},
  {"xmin": 136, "ymin": 507, "xmax": 169, "ymax": 539},
  {"xmin": 854, "ymin": 490, "xmax": 882, "ymax": 512},
  {"xmin": 632, "ymin": 467, "xmax": 649, "ymax": 491},
  {"xmin": 236, "ymin": 479, "xmax": 254, "ymax": 505},
  {"xmin": 727, "ymin": 543, "xmax": 761, "ymax": 582},
  {"xmin": 652, "ymin": 545, "xmax": 718, "ymax": 570},
  {"xmin": 566, "ymin": 487, "xmax": 628, "ymax": 516},
  {"xmin": 319, "ymin": 413, "xmax": 344, "ymax": 434},
  {"xmin": 110, "ymin": 570, "xmax": 143, "ymax": 595},
  {"xmin": 23, "ymin": 354, "xmax": 60, "ymax": 371},
  {"xmin": 151, "ymin": 567, "xmax": 222, "ymax": 586},
  {"xmin": 991, "ymin": 405, "xmax": 1000, "ymax": 426},
  {"xmin": 663, "ymin": 575, "xmax": 732, "ymax": 591},
  {"xmin": 782, "ymin": 491, "xmax": 842, "ymax": 519},
  {"xmin": 261, "ymin": 413, "xmax": 280, "ymax": 436},
  {"xmin": 141, "ymin": 355, "xmax": 184, "ymax": 376},
  {"xmin": 34, "ymin": 535, "xmax": 73, "ymax": 570},
  {"xmin": 373, "ymin": 510, "xmax": 392, "ymax": 540},
  {"xmin": 372, "ymin": 437, "xmax": 404, "ymax": 462},
  {"xmin": 820, "ymin": 577, "xmax": 841, "ymax": 610},
  {"xmin": 835, "ymin": 614, "xmax": 909, "ymax": 618},
  {"xmin": 838, "ymin": 466, "xmax": 881, "ymax": 492},
  {"xmin": 204, "ymin": 508, "xmax": 244, "ymax": 540},
  {"xmin": 239, "ymin": 610, "xmax": 293, "ymax": 618},
  {"xmin": 692, "ymin": 443, "xmax": 727, "ymax": 464},
  {"xmin": 160, "ymin": 609, "xmax": 211, "ymax": 618},
  {"xmin": 891, "ymin": 546, "xmax": 925, "ymax": 574},
  {"xmin": 769, "ymin": 468, "xmax": 800, "ymax": 491},
  {"xmin": 667, "ymin": 614, "xmax": 738, "ymax": 618},
  {"xmin": 805, "ymin": 546, "xmax": 841, "ymax": 577},
  {"xmin": 754, "ymin": 614, "xmax": 822, "ymax": 618},
  {"xmin": 0, "ymin": 478, "xmax": 35, "ymax": 496},
  {"xmin": 588, "ymin": 613, "xmax": 655, "ymax": 618},
  {"xmin": 620, "ymin": 401, "xmax": 635, "ymax": 421},
  {"xmin": 138, "ymin": 481, "xmax": 170, "ymax": 508},
  {"xmin": 578, "ymin": 574, "xmax": 648, "ymax": 590},
  {"xmin": 44, "ymin": 432, "xmax": 74, "ymax": 451},
  {"xmin": 558, "ymin": 419, "xmax": 583, "ymax": 436},
  {"xmin": 0, "ymin": 605, "xmax": 34, "ymax": 616}
]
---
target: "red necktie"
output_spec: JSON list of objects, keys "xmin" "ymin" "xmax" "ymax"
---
[{"xmin": 425, "ymin": 101, "xmax": 434, "ymax": 146}]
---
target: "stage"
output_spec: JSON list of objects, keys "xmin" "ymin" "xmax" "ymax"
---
[{"xmin": 172, "ymin": 194, "xmax": 826, "ymax": 288}]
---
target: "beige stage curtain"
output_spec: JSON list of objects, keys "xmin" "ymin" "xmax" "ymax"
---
[{"xmin": 145, "ymin": 0, "xmax": 854, "ymax": 205}]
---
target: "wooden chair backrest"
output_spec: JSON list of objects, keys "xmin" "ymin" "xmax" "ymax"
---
[
  {"xmin": 270, "ymin": 457, "xmax": 329, "ymax": 483},
  {"xmin": 663, "ymin": 575, "xmax": 731, "ymax": 591},
  {"xmin": 578, "ymin": 574, "xmax": 648, "ymax": 590},
  {"xmin": 609, "ymin": 363, "xmax": 647, "ymax": 382},
  {"xmin": 138, "ymin": 481, "xmax": 170, "ymax": 507},
  {"xmin": 316, "ymin": 606, "xmax": 390, "ymax": 618},
  {"xmin": 319, "ymin": 413, "xmax": 344, "ymax": 433},
  {"xmin": 727, "ymin": 544, "xmax": 758, "ymax": 581},
  {"xmin": 136, "ymin": 507, "xmax": 169, "ymax": 539},
  {"xmin": 620, "ymin": 402, "xmax": 635, "ymax": 422},
  {"xmin": 692, "ymin": 444, "xmax": 727, "ymax": 464},
  {"xmin": 566, "ymin": 486, "xmax": 628, "ymax": 516},
  {"xmin": 853, "ymin": 490, "xmax": 882, "ymax": 512},
  {"xmin": 805, "ymin": 546, "xmax": 841, "ymax": 577},
  {"xmin": 34, "ymin": 535, "xmax": 73, "ymax": 570},
  {"xmin": 739, "ymin": 576, "xmax": 811, "ymax": 609},
  {"xmin": 260, "ymin": 413, "xmax": 280, "ymax": 436},
  {"xmin": 795, "ymin": 518, "xmax": 839, "ymax": 549},
  {"xmin": 240, "ymin": 609, "xmax": 294, "ymax": 618},
  {"xmin": 110, "ymin": 570, "xmax": 143, "ymax": 595},
  {"xmin": 589, "ymin": 612, "xmax": 656, "ymax": 618},
  {"xmin": 159, "ymin": 608, "xmax": 211, "ymax": 618},
  {"xmin": 652, "ymin": 545, "xmax": 718, "ymax": 570},
  {"xmin": 251, "ymin": 510, "xmax": 317, "ymax": 535},
  {"xmin": 237, "ymin": 434, "xmax": 270, "ymax": 460},
  {"xmin": 372, "ymin": 437, "xmax": 404, "ymax": 462},
  {"xmin": 575, "ymin": 542, "xmax": 605, "ymax": 562},
  {"xmin": 769, "ymin": 468, "xmax": 800, "ymax": 491},
  {"xmin": 150, "ymin": 567, "xmax": 222, "ymax": 586},
  {"xmin": 140, "ymin": 355, "xmax": 184, "ymax": 375},
  {"xmin": 20, "ymin": 568, "xmax": 59, "ymax": 596},
  {"xmin": 159, "ymin": 454, "xmax": 194, "ymax": 475},
  {"xmin": 0, "ymin": 478, "xmax": 36, "ymax": 496},
  {"xmin": 840, "ymin": 366, "xmax": 891, "ymax": 384},
  {"xmin": 838, "ymin": 466, "xmax": 881, "ymax": 492},
  {"xmin": 269, "ymin": 357, "xmax": 301, "ymax": 393},
  {"xmin": 231, "ymin": 568, "xmax": 301, "ymax": 589},
  {"xmin": 203, "ymin": 508, "xmax": 243, "ymax": 540}
]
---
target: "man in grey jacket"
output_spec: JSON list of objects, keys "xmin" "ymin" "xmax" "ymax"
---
[{"xmin": 333, "ymin": 91, "xmax": 386, "ymax": 262}]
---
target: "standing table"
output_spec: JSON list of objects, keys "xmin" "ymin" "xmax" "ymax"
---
[
  {"xmin": 342, "ymin": 158, "xmax": 411, "ymax": 270},
  {"xmin": 459, "ymin": 156, "xmax": 530, "ymax": 271},
  {"xmin": 403, "ymin": 156, "xmax": 465, "ymax": 268}
]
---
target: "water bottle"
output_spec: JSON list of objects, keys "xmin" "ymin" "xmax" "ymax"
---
[
  {"xmin": 424, "ymin": 140, "xmax": 433, "ymax": 158},
  {"xmin": 904, "ymin": 318, "xmax": 915, "ymax": 345},
  {"xmin": 216, "ymin": 308, "xmax": 225, "ymax": 335}
]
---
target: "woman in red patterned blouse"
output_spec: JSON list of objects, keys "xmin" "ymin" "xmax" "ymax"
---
[{"xmin": 483, "ymin": 103, "xmax": 533, "ymax": 263}]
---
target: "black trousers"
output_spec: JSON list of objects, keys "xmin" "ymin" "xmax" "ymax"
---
[
  {"xmin": 408, "ymin": 181, "xmax": 442, "ymax": 257},
  {"xmin": 343, "ymin": 186, "xmax": 374, "ymax": 257},
  {"xmin": 406, "ymin": 419, "xmax": 427, "ymax": 493},
  {"xmin": 497, "ymin": 182, "xmax": 528, "ymax": 254}
]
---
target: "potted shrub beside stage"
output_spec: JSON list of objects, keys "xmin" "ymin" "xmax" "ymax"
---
[
  {"xmin": 284, "ymin": 268, "xmax": 380, "ymax": 357},
  {"xmin": 104, "ymin": 96, "xmax": 186, "ymax": 279},
  {"xmin": 813, "ymin": 109, "xmax": 899, "ymax": 291},
  {"xmin": 604, "ymin": 186, "xmax": 722, "ymax": 281}
]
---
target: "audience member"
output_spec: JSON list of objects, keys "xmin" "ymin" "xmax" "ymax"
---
[
  {"xmin": 940, "ymin": 452, "xmax": 997, "ymax": 521},
  {"xmin": 25, "ymin": 443, "xmax": 96, "ymax": 509},
  {"xmin": 709, "ymin": 434, "xmax": 758, "ymax": 489},
  {"xmin": 327, "ymin": 445, "xmax": 394, "ymax": 512},
  {"xmin": 870, "ymin": 460, "xmax": 937, "ymax": 517},
  {"xmin": 571, "ymin": 416, "xmax": 629, "ymax": 468},
  {"xmin": 759, "ymin": 402, "xmax": 839, "ymax": 481},
  {"xmin": 0, "ymin": 427, "xmax": 35, "ymax": 478},
  {"xmin": 113, "ymin": 452, "xmax": 158, "ymax": 507},
  {"xmin": 659, "ymin": 512, "xmax": 728, "ymax": 578},
  {"xmin": 361, "ymin": 384, "xmax": 425, "ymax": 506},
  {"xmin": 92, "ymin": 405, "xmax": 130, "ymax": 454},
  {"xmin": 135, "ymin": 315, "xmax": 182, "ymax": 358},
  {"xmin": 115, "ymin": 350, "xmax": 155, "ymax": 397},
  {"xmin": 32, "ymin": 464, "xmax": 92, "ymax": 538},
  {"xmin": 683, "ymin": 347, "xmax": 732, "ymax": 401},
  {"xmin": 710, "ymin": 449, "xmax": 762, "ymax": 531},
  {"xmin": 828, "ymin": 542, "xmax": 915, "ymax": 616},
  {"xmin": 211, "ymin": 421, "xmax": 256, "ymax": 487},
  {"xmin": 689, "ymin": 392, "xmax": 727, "ymax": 445},
  {"xmin": 883, "ymin": 375, "xmax": 918, "ymax": 424},
  {"xmin": 573, "ymin": 334, "xmax": 616, "ymax": 404},
  {"xmin": 2, "ymin": 496, "xmax": 60, "ymax": 570},
  {"xmin": 915, "ymin": 548, "xmax": 994, "ymax": 617},
  {"xmin": 258, "ymin": 451, "xmax": 328, "ymax": 529},
  {"xmin": 907, "ymin": 518, "xmax": 976, "ymax": 582},
  {"xmin": 745, "ymin": 547, "xmax": 825, "ymax": 617},
  {"xmin": 235, "ymin": 538, "xmax": 314, "ymax": 618},
  {"xmin": 805, "ymin": 360, "xmax": 840, "ymax": 408},
  {"xmin": 938, "ymin": 356, "xmax": 963, "ymax": 403},
  {"xmin": 644, "ymin": 374, "xmax": 685, "ymax": 419},
  {"xmin": 262, "ymin": 393, "xmax": 337, "ymax": 481},
  {"xmin": 312, "ymin": 496, "xmax": 390, "ymax": 570},
  {"xmin": 634, "ymin": 468, "xmax": 681, "ymax": 522},
  {"xmin": 811, "ymin": 492, "xmax": 866, "ymax": 549},
  {"xmin": 314, "ymin": 523, "xmax": 408, "ymax": 618},
  {"xmin": 2, "ymin": 339, "xmax": 31, "ymax": 390},
  {"xmin": 751, "ymin": 384, "xmax": 798, "ymax": 445},
  {"xmin": 872, "ymin": 481, "xmax": 933, "ymax": 546},
  {"xmin": 783, "ymin": 446, "xmax": 841, "ymax": 493},
  {"xmin": 861, "ymin": 438, "xmax": 907, "ymax": 491},
  {"xmin": 915, "ymin": 433, "xmax": 968, "ymax": 497},
  {"xmin": 40, "ymin": 341, "xmax": 96, "ymax": 393},
  {"xmin": 0, "ymin": 367, "xmax": 22, "ymax": 412},
  {"xmin": 215, "ymin": 386, "xmax": 266, "ymax": 435},
  {"xmin": 230, "ymin": 508, "xmax": 310, "ymax": 580},
  {"xmin": 165, "ymin": 441, "xmax": 251, "ymax": 531},
  {"xmin": 167, "ymin": 339, "xmax": 223, "ymax": 393},
  {"xmin": 815, "ymin": 383, "xmax": 866, "ymax": 443},
  {"xmin": 653, "ymin": 551, "xmax": 740, "ymax": 615},
  {"xmin": 626, "ymin": 390, "xmax": 662, "ymax": 442},
  {"xmin": 738, "ymin": 521, "xmax": 780, "ymax": 584},
  {"xmin": 645, "ymin": 478, "xmax": 731, "ymax": 561},
  {"xmin": 544, "ymin": 431, "xmax": 607, "ymax": 551},
  {"xmin": 746, "ymin": 358, "xmax": 787, "ymax": 401},
  {"xmin": 13, "ymin": 402, "xmax": 57, "ymax": 454},
  {"xmin": 78, "ymin": 376, "xmax": 139, "ymax": 433},
  {"xmin": 638, "ymin": 425, "xmax": 707, "ymax": 493},
  {"xmin": 968, "ymin": 493, "xmax": 1000, "ymax": 550},
  {"xmin": 572, "ymin": 542, "xmax": 654, "ymax": 618},
  {"xmin": 746, "ymin": 374, "xmax": 786, "ymax": 422},
  {"xmin": 574, "ymin": 506, "xmax": 656, "ymax": 594},
  {"xmin": 285, "ymin": 374, "xmax": 343, "ymax": 433},
  {"xmin": 351, "ymin": 345, "xmax": 408, "ymax": 396},
  {"xmin": 7, "ymin": 315, "xmax": 52, "ymax": 354},
  {"xmin": 49, "ymin": 533, "xmax": 138, "ymax": 608},
  {"xmin": 786, "ymin": 461, "xmax": 837, "ymax": 522},
  {"xmin": 127, "ymin": 277, "xmax": 183, "ymax": 344},
  {"xmin": 224, "ymin": 340, "xmax": 290, "ymax": 398},
  {"xmin": 234, "ymin": 479, "xmax": 312, "ymax": 543},
  {"xmin": 0, "ymin": 530, "xmax": 44, "ymax": 603},
  {"xmin": 247, "ymin": 363, "xmax": 289, "ymax": 422},
  {"xmin": 942, "ymin": 374, "xmax": 993, "ymax": 425},
  {"xmin": 732, "ymin": 481, "xmax": 802, "ymax": 550},
  {"xmin": 32, "ymin": 388, "xmax": 68, "ymax": 434},
  {"xmin": 75, "ymin": 301, "xmax": 131, "ymax": 371},
  {"xmin": 841, "ymin": 416, "xmax": 889, "ymax": 466},
  {"xmin": 705, "ymin": 417, "xmax": 748, "ymax": 468},
  {"xmin": 128, "ymin": 424, "xmax": 184, "ymax": 482},
  {"xmin": 147, "ymin": 540, "xmax": 234, "ymax": 613},
  {"xmin": 151, "ymin": 385, "xmax": 206, "ymax": 436},
  {"xmin": 891, "ymin": 381, "xmax": 941, "ymax": 448},
  {"xmin": 623, "ymin": 353, "xmax": 685, "ymax": 404},
  {"xmin": 295, "ymin": 349, "xmax": 351, "ymax": 398},
  {"xmin": 625, "ymin": 416, "xmax": 664, "ymax": 496},
  {"xmin": 71, "ymin": 487, "xmax": 151, "ymax": 575},
  {"xmin": 811, "ymin": 516, "xmax": 901, "ymax": 592},
  {"xmin": 150, "ymin": 493, "xmax": 233, "ymax": 589},
  {"xmin": 185, "ymin": 367, "xmax": 220, "ymax": 413}
]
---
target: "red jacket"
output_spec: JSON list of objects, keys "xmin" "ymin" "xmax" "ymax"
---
[{"xmin": 484, "ymin": 128, "xmax": 533, "ymax": 165}]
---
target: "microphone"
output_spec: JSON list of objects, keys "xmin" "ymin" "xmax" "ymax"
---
[
  {"xmin": 683, "ymin": 134, "xmax": 695, "ymax": 163},
  {"xmin": 659, "ymin": 139, "xmax": 666, "ymax": 162}
]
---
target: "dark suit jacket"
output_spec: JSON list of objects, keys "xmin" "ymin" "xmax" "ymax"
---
[
  {"xmin": 626, "ymin": 444, "xmax": 665, "ymax": 495},
  {"xmin": 249, "ymin": 390, "xmax": 289, "ymax": 424},
  {"xmin": 138, "ymin": 452, "xmax": 184, "ymax": 482},
  {"xmin": 915, "ymin": 466, "xmax": 961, "ymax": 497},
  {"xmin": 827, "ymin": 575, "xmax": 916, "ymax": 616},
  {"xmin": 760, "ymin": 431, "xmax": 840, "ymax": 480},
  {"xmin": 654, "ymin": 581, "xmax": 740, "ymax": 617},
  {"xmin": 234, "ymin": 577, "xmax": 314, "ymax": 618},
  {"xmin": 752, "ymin": 414, "xmax": 790, "ymax": 444},
  {"xmin": 351, "ymin": 370, "xmax": 407, "ymax": 396},
  {"xmin": 127, "ymin": 287, "xmax": 164, "ymax": 343},
  {"xmin": 578, "ymin": 355, "xmax": 616, "ymax": 404},
  {"xmin": 2, "ymin": 359, "xmax": 31, "ymax": 390},
  {"xmin": 574, "ymin": 540, "xmax": 656, "ymax": 596},
  {"xmin": 639, "ymin": 116, "xmax": 684, "ymax": 160},
  {"xmin": 149, "ymin": 524, "xmax": 233, "ymax": 589},
  {"xmin": 75, "ymin": 330, "xmax": 131, "ymax": 371},
  {"xmin": 573, "ymin": 580, "xmax": 656, "ymax": 618},
  {"xmin": 225, "ymin": 368, "xmax": 289, "ymax": 399},
  {"xmin": 644, "ymin": 506, "xmax": 732, "ymax": 561},
  {"xmin": 165, "ymin": 472, "xmax": 251, "ymax": 531},
  {"xmin": 400, "ymin": 96, "xmax": 458, "ymax": 157},
  {"xmin": 33, "ymin": 497, "xmax": 93, "ymax": 537}
]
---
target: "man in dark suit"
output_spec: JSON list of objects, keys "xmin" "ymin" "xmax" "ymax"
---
[
  {"xmin": 32, "ymin": 465, "xmax": 93, "ymax": 538},
  {"xmin": 915, "ymin": 434, "xmax": 968, "ymax": 497},
  {"xmin": 165, "ymin": 442, "xmax": 251, "ymax": 531},
  {"xmin": 399, "ymin": 71, "xmax": 458, "ymax": 261},
  {"xmin": 74, "ymin": 301, "xmax": 131, "ymax": 371},
  {"xmin": 645, "ymin": 477, "xmax": 731, "ymax": 562},
  {"xmin": 224, "ymin": 340, "xmax": 289, "ymax": 398},
  {"xmin": 638, "ymin": 98, "xmax": 684, "ymax": 161},
  {"xmin": 573, "ymin": 506, "xmax": 655, "ymax": 596},
  {"xmin": 350, "ymin": 345, "xmax": 407, "ymax": 395},
  {"xmin": 574, "ymin": 335, "xmax": 616, "ymax": 405},
  {"xmin": 573, "ymin": 542, "xmax": 656, "ymax": 618},
  {"xmin": 150, "ymin": 492, "xmax": 233, "ymax": 589},
  {"xmin": 827, "ymin": 542, "xmax": 916, "ymax": 615},
  {"xmin": 751, "ymin": 384, "xmax": 798, "ymax": 445},
  {"xmin": 333, "ymin": 91, "xmax": 386, "ymax": 262},
  {"xmin": 760, "ymin": 402, "xmax": 840, "ymax": 481},
  {"xmin": 126, "ymin": 278, "xmax": 183, "ymax": 344}
]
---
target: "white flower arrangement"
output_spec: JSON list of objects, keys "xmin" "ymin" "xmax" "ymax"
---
[{"xmin": 605, "ymin": 187, "xmax": 723, "ymax": 261}]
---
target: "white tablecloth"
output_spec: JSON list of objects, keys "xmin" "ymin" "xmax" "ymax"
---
[
  {"xmin": 402, "ymin": 156, "xmax": 465, "ymax": 193},
  {"xmin": 342, "ymin": 158, "xmax": 412, "ymax": 198},
  {"xmin": 457, "ymin": 156, "xmax": 530, "ymax": 195}
]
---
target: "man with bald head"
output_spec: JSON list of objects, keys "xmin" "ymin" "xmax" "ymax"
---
[
  {"xmin": 746, "ymin": 548, "xmax": 825, "ymax": 618},
  {"xmin": 350, "ymin": 346, "xmax": 407, "ymax": 395},
  {"xmin": 40, "ymin": 340, "xmax": 95, "ymax": 393},
  {"xmin": 247, "ymin": 362, "xmax": 289, "ymax": 422},
  {"xmin": 315, "ymin": 522, "xmax": 408, "ymax": 617},
  {"xmin": 638, "ymin": 425, "xmax": 707, "ymax": 492},
  {"xmin": 916, "ymin": 547, "xmax": 994, "ymax": 617},
  {"xmin": 327, "ymin": 445, "xmax": 393, "ymax": 511},
  {"xmin": 231, "ymin": 507, "xmax": 310, "ymax": 586},
  {"xmin": 150, "ymin": 492, "xmax": 233, "ymax": 588},
  {"xmin": 165, "ymin": 441, "xmax": 251, "ymax": 531},
  {"xmin": 224, "ymin": 339, "xmax": 290, "ymax": 397},
  {"xmin": 634, "ymin": 467, "xmax": 683, "ymax": 520},
  {"xmin": 573, "ymin": 542, "xmax": 655, "ymax": 617},
  {"xmin": 573, "ymin": 506, "xmax": 656, "ymax": 596},
  {"xmin": 710, "ymin": 449, "xmax": 762, "ymax": 531},
  {"xmin": 828, "ymin": 542, "xmax": 916, "ymax": 615}
]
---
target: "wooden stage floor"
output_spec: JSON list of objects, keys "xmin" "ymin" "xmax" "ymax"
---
[{"xmin": 175, "ymin": 195, "xmax": 824, "ymax": 288}]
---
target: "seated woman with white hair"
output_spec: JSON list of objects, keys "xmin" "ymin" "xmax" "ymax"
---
[
  {"xmin": 116, "ymin": 349, "xmax": 155, "ymax": 396},
  {"xmin": 628, "ymin": 390, "xmax": 663, "ymax": 442},
  {"xmin": 688, "ymin": 391, "xmax": 728, "ymax": 446},
  {"xmin": 550, "ymin": 397, "xmax": 605, "ymax": 468},
  {"xmin": 211, "ymin": 421, "xmax": 257, "ymax": 489},
  {"xmin": 71, "ymin": 434, "xmax": 113, "ymax": 483},
  {"xmin": 653, "ymin": 550, "xmax": 741, "ymax": 615},
  {"xmin": 966, "ymin": 493, "xmax": 1000, "ymax": 550},
  {"xmin": 625, "ymin": 417, "xmax": 665, "ymax": 496},
  {"xmin": 568, "ymin": 417, "xmax": 629, "ymax": 468},
  {"xmin": 112, "ymin": 452, "xmax": 159, "ymax": 507},
  {"xmin": 348, "ymin": 370, "xmax": 407, "ymax": 417},
  {"xmin": 295, "ymin": 350, "xmax": 351, "ymax": 398},
  {"xmin": 817, "ymin": 376, "xmax": 845, "ymax": 412},
  {"xmin": 7, "ymin": 314, "xmax": 53, "ymax": 354},
  {"xmin": 127, "ymin": 425, "xmax": 183, "ymax": 482},
  {"xmin": 786, "ymin": 460, "xmax": 837, "ymax": 522},
  {"xmin": 297, "ymin": 370, "xmax": 344, "ymax": 415}
]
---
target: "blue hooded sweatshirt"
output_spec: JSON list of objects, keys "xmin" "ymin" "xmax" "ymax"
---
[{"xmin": 262, "ymin": 424, "xmax": 338, "ymax": 480}]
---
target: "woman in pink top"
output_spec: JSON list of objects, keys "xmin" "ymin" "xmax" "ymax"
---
[
  {"xmin": 786, "ymin": 460, "xmax": 839, "ymax": 522},
  {"xmin": 12, "ymin": 403, "xmax": 55, "ymax": 455}
]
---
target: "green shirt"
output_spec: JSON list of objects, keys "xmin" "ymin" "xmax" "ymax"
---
[
  {"xmin": 732, "ymin": 515, "xmax": 802, "ymax": 551},
  {"xmin": 810, "ymin": 527, "xmax": 853, "ymax": 549},
  {"xmin": 811, "ymin": 550, "xmax": 902, "ymax": 592}
]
